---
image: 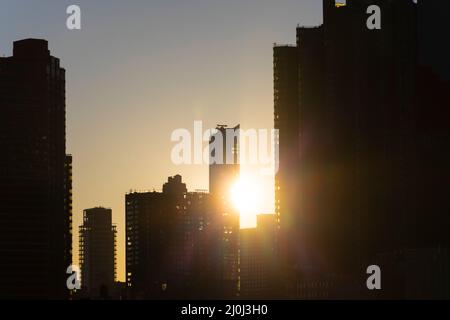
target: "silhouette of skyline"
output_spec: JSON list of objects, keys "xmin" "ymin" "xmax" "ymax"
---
[
  {"xmin": 1, "ymin": 0, "xmax": 450, "ymax": 300},
  {"xmin": 0, "ymin": 0, "xmax": 322, "ymax": 282}
]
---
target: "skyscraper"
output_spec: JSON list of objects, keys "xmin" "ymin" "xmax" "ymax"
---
[
  {"xmin": 125, "ymin": 175, "xmax": 214, "ymax": 299},
  {"xmin": 275, "ymin": 0, "xmax": 450, "ymax": 298},
  {"xmin": 417, "ymin": 0, "xmax": 450, "ymax": 84},
  {"xmin": 209, "ymin": 125, "xmax": 240, "ymax": 197},
  {"xmin": 0, "ymin": 39, "xmax": 71, "ymax": 299},
  {"xmin": 273, "ymin": 45, "xmax": 300, "ymax": 270},
  {"xmin": 209, "ymin": 125, "xmax": 240, "ymax": 298},
  {"xmin": 79, "ymin": 207, "xmax": 117, "ymax": 298},
  {"xmin": 126, "ymin": 190, "xmax": 164, "ymax": 298},
  {"xmin": 240, "ymin": 214, "xmax": 279, "ymax": 299}
]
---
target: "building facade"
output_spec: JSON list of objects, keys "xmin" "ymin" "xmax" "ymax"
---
[
  {"xmin": 240, "ymin": 214, "xmax": 279, "ymax": 299},
  {"xmin": 209, "ymin": 125, "xmax": 241, "ymax": 298},
  {"xmin": 126, "ymin": 175, "xmax": 215, "ymax": 299},
  {"xmin": 0, "ymin": 39, "xmax": 71, "ymax": 299},
  {"xmin": 79, "ymin": 207, "xmax": 117, "ymax": 298}
]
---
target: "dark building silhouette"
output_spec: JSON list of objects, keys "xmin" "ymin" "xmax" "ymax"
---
[
  {"xmin": 184, "ymin": 190, "xmax": 217, "ymax": 298},
  {"xmin": 126, "ymin": 190, "xmax": 163, "ymax": 298},
  {"xmin": 273, "ymin": 45, "xmax": 300, "ymax": 272},
  {"xmin": 373, "ymin": 248, "xmax": 450, "ymax": 299},
  {"xmin": 125, "ymin": 175, "xmax": 214, "ymax": 299},
  {"xmin": 240, "ymin": 214, "xmax": 279, "ymax": 299},
  {"xmin": 126, "ymin": 132, "xmax": 242, "ymax": 300},
  {"xmin": 209, "ymin": 125, "xmax": 240, "ymax": 298},
  {"xmin": 64, "ymin": 155, "xmax": 73, "ymax": 284},
  {"xmin": 79, "ymin": 207, "xmax": 117, "ymax": 298},
  {"xmin": 275, "ymin": 0, "xmax": 450, "ymax": 298},
  {"xmin": 0, "ymin": 39, "xmax": 71, "ymax": 299},
  {"xmin": 417, "ymin": 0, "xmax": 450, "ymax": 85}
]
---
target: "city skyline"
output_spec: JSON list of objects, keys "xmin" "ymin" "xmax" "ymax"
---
[
  {"xmin": 2, "ymin": 0, "xmax": 450, "ymax": 300},
  {"xmin": 0, "ymin": 0, "xmax": 323, "ymax": 282}
]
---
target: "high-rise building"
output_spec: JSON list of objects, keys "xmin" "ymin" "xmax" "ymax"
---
[
  {"xmin": 240, "ymin": 214, "xmax": 279, "ymax": 298},
  {"xmin": 126, "ymin": 175, "xmax": 214, "ymax": 299},
  {"xmin": 186, "ymin": 190, "xmax": 220, "ymax": 298},
  {"xmin": 126, "ymin": 190, "xmax": 164, "ymax": 298},
  {"xmin": 209, "ymin": 125, "xmax": 240, "ymax": 197},
  {"xmin": 209, "ymin": 125, "xmax": 240, "ymax": 298},
  {"xmin": 65, "ymin": 155, "xmax": 73, "ymax": 280},
  {"xmin": 273, "ymin": 46, "xmax": 300, "ymax": 269},
  {"xmin": 0, "ymin": 39, "xmax": 71, "ymax": 299},
  {"xmin": 274, "ymin": 0, "xmax": 450, "ymax": 298},
  {"xmin": 417, "ymin": 0, "xmax": 450, "ymax": 84},
  {"xmin": 79, "ymin": 207, "xmax": 117, "ymax": 298}
]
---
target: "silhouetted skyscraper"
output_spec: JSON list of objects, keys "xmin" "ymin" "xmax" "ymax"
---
[
  {"xmin": 209, "ymin": 125, "xmax": 240, "ymax": 298},
  {"xmin": 240, "ymin": 214, "xmax": 279, "ymax": 299},
  {"xmin": 273, "ymin": 45, "xmax": 300, "ymax": 270},
  {"xmin": 0, "ymin": 39, "xmax": 71, "ymax": 299},
  {"xmin": 126, "ymin": 175, "xmax": 213, "ymax": 299},
  {"xmin": 275, "ymin": 0, "xmax": 450, "ymax": 298},
  {"xmin": 79, "ymin": 207, "xmax": 117, "ymax": 298},
  {"xmin": 417, "ymin": 0, "xmax": 450, "ymax": 85},
  {"xmin": 65, "ymin": 155, "xmax": 73, "ymax": 280}
]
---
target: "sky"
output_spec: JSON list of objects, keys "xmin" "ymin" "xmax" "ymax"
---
[{"xmin": 0, "ymin": 0, "xmax": 322, "ymax": 282}]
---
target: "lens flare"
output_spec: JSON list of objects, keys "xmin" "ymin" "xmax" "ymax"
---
[{"xmin": 230, "ymin": 176, "xmax": 260, "ymax": 219}]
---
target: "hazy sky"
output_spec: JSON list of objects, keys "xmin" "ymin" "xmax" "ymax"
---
[{"xmin": 0, "ymin": 0, "xmax": 322, "ymax": 281}]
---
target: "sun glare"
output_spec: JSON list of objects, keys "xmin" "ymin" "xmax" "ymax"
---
[{"xmin": 230, "ymin": 176, "xmax": 260, "ymax": 227}]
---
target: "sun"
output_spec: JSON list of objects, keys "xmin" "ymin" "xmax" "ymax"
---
[{"xmin": 230, "ymin": 176, "xmax": 260, "ymax": 222}]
